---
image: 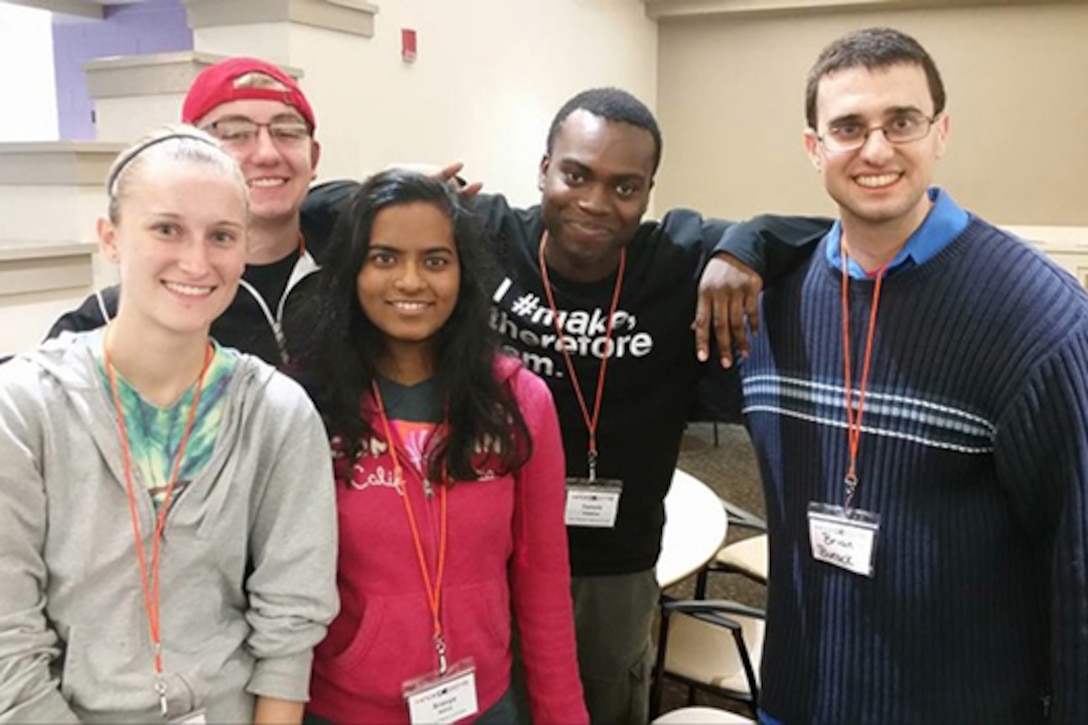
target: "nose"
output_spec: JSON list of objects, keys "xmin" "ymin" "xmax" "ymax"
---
[
  {"xmin": 858, "ymin": 127, "xmax": 895, "ymax": 164},
  {"xmin": 178, "ymin": 239, "xmax": 211, "ymax": 276},
  {"xmin": 248, "ymin": 125, "xmax": 282, "ymax": 164},
  {"xmin": 394, "ymin": 261, "xmax": 425, "ymax": 292},
  {"xmin": 576, "ymin": 182, "xmax": 610, "ymax": 216}
]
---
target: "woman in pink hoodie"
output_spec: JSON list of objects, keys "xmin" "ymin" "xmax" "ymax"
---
[{"xmin": 292, "ymin": 170, "xmax": 587, "ymax": 724}]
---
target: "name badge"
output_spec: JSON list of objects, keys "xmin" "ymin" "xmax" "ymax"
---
[
  {"xmin": 169, "ymin": 710, "xmax": 206, "ymax": 725},
  {"xmin": 403, "ymin": 661, "xmax": 478, "ymax": 725},
  {"xmin": 564, "ymin": 478, "xmax": 623, "ymax": 528},
  {"xmin": 807, "ymin": 502, "xmax": 880, "ymax": 577}
]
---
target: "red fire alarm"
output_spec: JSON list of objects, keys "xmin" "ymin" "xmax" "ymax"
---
[{"xmin": 402, "ymin": 29, "xmax": 417, "ymax": 63}]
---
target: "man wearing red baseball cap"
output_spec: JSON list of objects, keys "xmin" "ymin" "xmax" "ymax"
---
[{"xmin": 49, "ymin": 57, "xmax": 326, "ymax": 365}]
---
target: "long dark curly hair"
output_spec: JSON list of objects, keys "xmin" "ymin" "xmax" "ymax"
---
[{"xmin": 290, "ymin": 169, "xmax": 531, "ymax": 482}]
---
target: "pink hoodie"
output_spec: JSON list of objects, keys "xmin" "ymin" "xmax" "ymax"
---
[{"xmin": 308, "ymin": 358, "xmax": 587, "ymax": 724}]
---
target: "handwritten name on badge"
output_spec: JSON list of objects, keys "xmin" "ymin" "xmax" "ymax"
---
[{"xmin": 807, "ymin": 504, "xmax": 879, "ymax": 577}]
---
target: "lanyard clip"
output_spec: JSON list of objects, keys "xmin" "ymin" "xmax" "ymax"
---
[
  {"xmin": 155, "ymin": 678, "xmax": 168, "ymax": 719},
  {"xmin": 435, "ymin": 634, "xmax": 448, "ymax": 676},
  {"xmin": 587, "ymin": 450, "xmax": 598, "ymax": 483},
  {"xmin": 844, "ymin": 472, "xmax": 859, "ymax": 509}
]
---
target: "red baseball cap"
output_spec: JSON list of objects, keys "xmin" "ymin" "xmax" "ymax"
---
[{"xmin": 182, "ymin": 57, "xmax": 316, "ymax": 130}]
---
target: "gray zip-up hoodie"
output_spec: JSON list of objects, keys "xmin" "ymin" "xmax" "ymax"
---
[{"xmin": 0, "ymin": 331, "xmax": 339, "ymax": 723}]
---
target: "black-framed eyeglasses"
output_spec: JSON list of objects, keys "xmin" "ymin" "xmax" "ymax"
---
[
  {"xmin": 202, "ymin": 118, "xmax": 311, "ymax": 148},
  {"xmin": 816, "ymin": 111, "xmax": 939, "ymax": 153}
]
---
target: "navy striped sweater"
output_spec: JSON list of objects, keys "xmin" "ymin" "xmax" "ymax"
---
[{"xmin": 743, "ymin": 217, "xmax": 1088, "ymax": 723}]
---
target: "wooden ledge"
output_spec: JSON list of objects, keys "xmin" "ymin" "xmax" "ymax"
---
[
  {"xmin": 0, "ymin": 241, "xmax": 97, "ymax": 297},
  {"xmin": 84, "ymin": 51, "xmax": 304, "ymax": 100},
  {"xmin": 183, "ymin": 0, "xmax": 379, "ymax": 38},
  {"xmin": 643, "ymin": 0, "xmax": 1085, "ymax": 20},
  {"xmin": 0, "ymin": 142, "xmax": 126, "ymax": 186}
]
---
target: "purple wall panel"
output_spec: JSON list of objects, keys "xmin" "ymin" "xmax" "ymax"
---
[{"xmin": 52, "ymin": 0, "xmax": 193, "ymax": 140}]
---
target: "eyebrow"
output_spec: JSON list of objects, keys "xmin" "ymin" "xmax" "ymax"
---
[
  {"xmin": 369, "ymin": 244, "xmax": 455, "ymax": 255},
  {"xmin": 828, "ymin": 106, "xmax": 928, "ymax": 126},
  {"xmin": 211, "ymin": 113, "xmax": 307, "ymax": 124},
  {"xmin": 145, "ymin": 212, "xmax": 244, "ymax": 227},
  {"xmin": 557, "ymin": 158, "xmax": 648, "ymax": 184}
]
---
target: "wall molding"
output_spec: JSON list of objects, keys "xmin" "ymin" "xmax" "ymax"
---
[
  {"xmin": 1, "ymin": 0, "xmax": 102, "ymax": 20},
  {"xmin": 0, "ymin": 241, "xmax": 97, "ymax": 297},
  {"xmin": 84, "ymin": 51, "xmax": 304, "ymax": 100},
  {"xmin": 643, "ymin": 0, "xmax": 1088, "ymax": 20},
  {"xmin": 0, "ymin": 142, "xmax": 126, "ymax": 186},
  {"xmin": 183, "ymin": 0, "xmax": 378, "ymax": 37}
]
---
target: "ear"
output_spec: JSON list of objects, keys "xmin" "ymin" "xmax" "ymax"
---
[
  {"xmin": 96, "ymin": 216, "xmax": 120, "ymax": 263},
  {"xmin": 537, "ymin": 154, "xmax": 550, "ymax": 192},
  {"xmin": 803, "ymin": 128, "xmax": 822, "ymax": 172},
  {"xmin": 933, "ymin": 112, "xmax": 951, "ymax": 160},
  {"xmin": 309, "ymin": 140, "xmax": 322, "ymax": 180}
]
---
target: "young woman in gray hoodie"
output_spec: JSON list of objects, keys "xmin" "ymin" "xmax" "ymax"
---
[{"xmin": 0, "ymin": 126, "xmax": 339, "ymax": 724}]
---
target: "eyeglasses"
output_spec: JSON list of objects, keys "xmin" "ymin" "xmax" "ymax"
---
[
  {"xmin": 816, "ymin": 112, "xmax": 939, "ymax": 153},
  {"xmin": 202, "ymin": 118, "xmax": 311, "ymax": 149}
]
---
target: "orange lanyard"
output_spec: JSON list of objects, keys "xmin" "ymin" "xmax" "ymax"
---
[
  {"xmin": 840, "ymin": 245, "xmax": 887, "ymax": 509},
  {"xmin": 538, "ymin": 231, "xmax": 626, "ymax": 481},
  {"xmin": 104, "ymin": 333, "xmax": 213, "ymax": 718},
  {"xmin": 372, "ymin": 382, "xmax": 450, "ymax": 674}
]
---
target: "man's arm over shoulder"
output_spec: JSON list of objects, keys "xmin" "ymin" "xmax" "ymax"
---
[
  {"xmin": 654, "ymin": 208, "xmax": 734, "ymax": 260},
  {"xmin": 466, "ymin": 192, "xmax": 526, "ymax": 237},
  {"xmin": 301, "ymin": 181, "xmax": 361, "ymax": 261},
  {"xmin": 304, "ymin": 182, "xmax": 525, "ymax": 259},
  {"xmin": 719, "ymin": 214, "xmax": 831, "ymax": 283},
  {"xmin": 44, "ymin": 287, "xmax": 118, "ymax": 341},
  {"xmin": 695, "ymin": 215, "xmax": 832, "ymax": 367}
]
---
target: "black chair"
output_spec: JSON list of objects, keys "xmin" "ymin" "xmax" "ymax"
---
[
  {"xmin": 694, "ymin": 503, "xmax": 768, "ymax": 599},
  {"xmin": 651, "ymin": 596, "xmax": 765, "ymax": 719},
  {"xmin": 652, "ymin": 498, "xmax": 768, "ymax": 720}
]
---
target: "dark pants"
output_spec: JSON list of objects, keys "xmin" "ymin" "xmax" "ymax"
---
[{"xmin": 571, "ymin": 570, "xmax": 660, "ymax": 725}]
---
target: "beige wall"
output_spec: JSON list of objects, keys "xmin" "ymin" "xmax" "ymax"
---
[
  {"xmin": 1, "ymin": 0, "xmax": 658, "ymax": 357},
  {"xmin": 654, "ymin": 2, "xmax": 1088, "ymax": 225},
  {"xmin": 196, "ymin": 0, "xmax": 659, "ymax": 207}
]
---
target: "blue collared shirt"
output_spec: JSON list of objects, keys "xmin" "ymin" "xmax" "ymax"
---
[{"xmin": 825, "ymin": 187, "xmax": 970, "ymax": 279}]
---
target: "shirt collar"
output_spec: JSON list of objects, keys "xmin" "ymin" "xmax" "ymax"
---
[{"xmin": 825, "ymin": 187, "xmax": 970, "ymax": 279}]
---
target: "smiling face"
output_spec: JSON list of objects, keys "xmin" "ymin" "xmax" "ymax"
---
[
  {"xmin": 538, "ymin": 109, "xmax": 655, "ymax": 282},
  {"xmin": 804, "ymin": 62, "xmax": 949, "ymax": 244},
  {"xmin": 100, "ymin": 159, "xmax": 248, "ymax": 338},
  {"xmin": 197, "ymin": 98, "xmax": 320, "ymax": 226},
  {"xmin": 356, "ymin": 201, "xmax": 460, "ymax": 373}
]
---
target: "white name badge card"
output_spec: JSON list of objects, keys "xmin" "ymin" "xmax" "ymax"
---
[
  {"xmin": 807, "ymin": 502, "xmax": 880, "ymax": 577},
  {"xmin": 403, "ymin": 661, "xmax": 478, "ymax": 725},
  {"xmin": 169, "ymin": 710, "xmax": 206, "ymax": 725},
  {"xmin": 564, "ymin": 478, "xmax": 623, "ymax": 528}
]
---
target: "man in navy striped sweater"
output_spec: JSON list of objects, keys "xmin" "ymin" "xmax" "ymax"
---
[{"xmin": 725, "ymin": 27, "xmax": 1088, "ymax": 723}]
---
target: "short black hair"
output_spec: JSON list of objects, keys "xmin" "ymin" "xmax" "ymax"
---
[
  {"xmin": 805, "ymin": 27, "xmax": 946, "ymax": 129},
  {"xmin": 546, "ymin": 87, "xmax": 663, "ymax": 173}
]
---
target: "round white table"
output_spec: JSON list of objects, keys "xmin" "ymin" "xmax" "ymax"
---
[{"xmin": 656, "ymin": 469, "xmax": 729, "ymax": 588}]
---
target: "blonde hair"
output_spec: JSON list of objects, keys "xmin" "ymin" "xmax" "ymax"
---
[{"xmin": 106, "ymin": 124, "xmax": 247, "ymax": 223}]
